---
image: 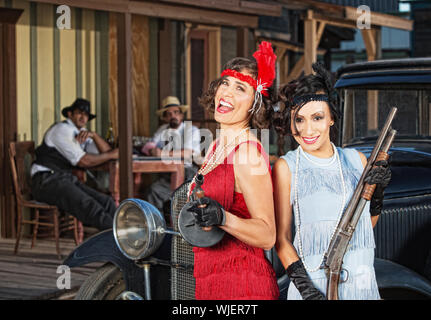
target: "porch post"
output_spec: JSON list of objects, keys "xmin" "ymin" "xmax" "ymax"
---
[
  {"xmin": 116, "ymin": 12, "xmax": 133, "ymax": 201},
  {"xmin": 0, "ymin": 8, "xmax": 23, "ymax": 238}
]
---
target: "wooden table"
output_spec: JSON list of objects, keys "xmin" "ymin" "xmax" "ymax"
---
[{"xmin": 93, "ymin": 157, "xmax": 185, "ymax": 205}]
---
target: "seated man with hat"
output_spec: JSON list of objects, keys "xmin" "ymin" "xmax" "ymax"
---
[
  {"xmin": 30, "ymin": 98, "xmax": 119, "ymax": 230},
  {"xmin": 142, "ymin": 96, "xmax": 201, "ymax": 212}
]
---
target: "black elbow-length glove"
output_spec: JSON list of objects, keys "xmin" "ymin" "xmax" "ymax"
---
[
  {"xmin": 286, "ymin": 260, "xmax": 326, "ymax": 300},
  {"xmin": 364, "ymin": 160, "xmax": 392, "ymax": 216}
]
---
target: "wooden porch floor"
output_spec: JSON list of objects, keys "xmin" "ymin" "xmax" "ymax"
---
[{"xmin": 0, "ymin": 236, "xmax": 103, "ymax": 300}]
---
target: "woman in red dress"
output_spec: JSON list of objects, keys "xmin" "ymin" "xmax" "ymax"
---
[{"xmin": 186, "ymin": 42, "xmax": 280, "ymax": 300}]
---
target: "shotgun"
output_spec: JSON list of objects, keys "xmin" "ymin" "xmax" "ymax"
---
[{"xmin": 323, "ymin": 107, "xmax": 398, "ymax": 300}]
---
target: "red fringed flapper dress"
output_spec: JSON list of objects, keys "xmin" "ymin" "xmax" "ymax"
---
[{"xmin": 189, "ymin": 140, "xmax": 279, "ymax": 300}]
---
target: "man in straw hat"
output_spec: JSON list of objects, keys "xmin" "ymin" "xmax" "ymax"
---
[
  {"xmin": 30, "ymin": 98, "xmax": 119, "ymax": 231},
  {"xmin": 142, "ymin": 96, "xmax": 201, "ymax": 212}
]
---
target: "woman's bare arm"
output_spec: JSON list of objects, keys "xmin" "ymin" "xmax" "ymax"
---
[
  {"xmin": 220, "ymin": 143, "xmax": 276, "ymax": 250},
  {"xmin": 272, "ymin": 158, "xmax": 301, "ymax": 268}
]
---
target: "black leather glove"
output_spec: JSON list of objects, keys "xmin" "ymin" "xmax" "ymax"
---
[
  {"xmin": 189, "ymin": 196, "xmax": 226, "ymax": 227},
  {"xmin": 364, "ymin": 160, "xmax": 392, "ymax": 216},
  {"xmin": 286, "ymin": 260, "xmax": 326, "ymax": 300}
]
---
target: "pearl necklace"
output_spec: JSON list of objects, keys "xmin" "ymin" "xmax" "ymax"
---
[
  {"xmin": 299, "ymin": 144, "xmax": 337, "ymax": 167},
  {"xmin": 294, "ymin": 142, "xmax": 346, "ymax": 273},
  {"xmin": 187, "ymin": 127, "xmax": 250, "ymax": 197}
]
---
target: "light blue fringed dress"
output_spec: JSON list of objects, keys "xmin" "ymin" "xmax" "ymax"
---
[{"xmin": 280, "ymin": 146, "xmax": 381, "ymax": 300}]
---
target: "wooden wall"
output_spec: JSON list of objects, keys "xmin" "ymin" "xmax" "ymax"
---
[
  {"xmin": 109, "ymin": 13, "xmax": 150, "ymax": 139},
  {"xmin": 11, "ymin": 0, "xmax": 110, "ymax": 144}
]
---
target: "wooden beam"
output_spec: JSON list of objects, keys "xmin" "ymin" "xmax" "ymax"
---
[
  {"xmin": 361, "ymin": 28, "xmax": 376, "ymax": 61},
  {"xmin": 316, "ymin": 21, "xmax": 326, "ymax": 44},
  {"xmin": 159, "ymin": 19, "xmax": 172, "ymax": 101},
  {"xmin": 311, "ymin": 12, "xmax": 358, "ymax": 30},
  {"xmin": 239, "ymin": 0, "xmax": 282, "ymax": 16},
  {"xmin": 285, "ymin": 16, "xmax": 326, "ymax": 81},
  {"xmin": 367, "ymin": 90, "xmax": 379, "ymax": 131},
  {"xmin": 157, "ymin": 0, "xmax": 282, "ymax": 17},
  {"xmin": 185, "ymin": 24, "xmax": 192, "ymax": 120},
  {"xmin": 116, "ymin": 12, "xmax": 133, "ymax": 201},
  {"xmin": 31, "ymin": 0, "xmax": 259, "ymax": 28},
  {"xmin": 304, "ymin": 10, "xmax": 316, "ymax": 75},
  {"xmin": 258, "ymin": 38, "xmax": 326, "ymax": 55},
  {"xmin": 287, "ymin": 0, "xmax": 413, "ymax": 31},
  {"xmin": 345, "ymin": 6, "xmax": 413, "ymax": 31},
  {"xmin": 32, "ymin": 0, "xmax": 129, "ymax": 13},
  {"xmin": 129, "ymin": 1, "xmax": 259, "ymax": 28},
  {"xmin": 0, "ymin": 8, "xmax": 23, "ymax": 238}
]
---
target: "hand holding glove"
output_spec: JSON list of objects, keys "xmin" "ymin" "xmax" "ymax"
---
[
  {"xmin": 189, "ymin": 196, "xmax": 226, "ymax": 227},
  {"xmin": 286, "ymin": 260, "xmax": 326, "ymax": 300},
  {"xmin": 364, "ymin": 160, "xmax": 392, "ymax": 216}
]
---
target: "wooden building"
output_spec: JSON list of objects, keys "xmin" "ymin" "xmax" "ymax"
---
[{"xmin": 0, "ymin": 0, "xmax": 413, "ymax": 238}]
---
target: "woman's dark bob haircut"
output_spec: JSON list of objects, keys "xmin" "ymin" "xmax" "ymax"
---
[
  {"xmin": 199, "ymin": 57, "xmax": 275, "ymax": 130},
  {"xmin": 273, "ymin": 61, "xmax": 340, "ymax": 142}
]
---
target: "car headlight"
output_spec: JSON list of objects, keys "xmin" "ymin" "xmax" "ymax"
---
[{"xmin": 113, "ymin": 199, "xmax": 166, "ymax": 260}]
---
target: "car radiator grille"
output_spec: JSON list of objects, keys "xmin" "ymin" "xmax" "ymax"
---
[
  {"xmin": 374, "ymin": 202, "xmax": 431, "ymax": 275},
  {"xmin": 170, "ymin": 181, "xmax": 195, "ymax": 300}
]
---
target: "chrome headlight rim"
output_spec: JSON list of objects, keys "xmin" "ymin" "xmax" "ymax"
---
[{"xmin": 113, "ymin": 198, "xmax": 166, "ymax": 260}]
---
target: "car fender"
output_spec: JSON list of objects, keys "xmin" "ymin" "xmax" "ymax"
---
[
  {"xmin": 63, "ymin": 229, "xmax": 146, "ymax": 296},
  {"xmin": 375, "ymin": 258, "xmax": 431, "ymax": 298}
]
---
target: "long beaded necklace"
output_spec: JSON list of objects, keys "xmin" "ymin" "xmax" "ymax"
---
[
  {"xmin": 293, "ymin": 142, "xmax": 347, "ymax": 273},
  {"xmin": 187, "ymin": 127, "xmax": 250, "ymax": 197}
]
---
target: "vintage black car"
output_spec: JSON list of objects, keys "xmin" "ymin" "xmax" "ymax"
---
[{"xmin": 64, "ymin": 57, "xmax": 431, "ymax": 300}]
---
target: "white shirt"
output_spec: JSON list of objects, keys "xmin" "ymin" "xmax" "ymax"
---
[
  {"xmin": 152, "ymin": 121, "xmax": 201, "ymax": 154},
  {"xmin": 151, "ymin": 121, "xmax": 201, "ymax": 167},
  {"xmin": 30, "ymin": 119, "xmax": 99, "ymax": 176}
]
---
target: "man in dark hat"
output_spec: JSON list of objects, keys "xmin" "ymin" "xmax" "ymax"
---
[
  {"xmin": 30, "ymin": 98, "xmax": 119, "ymax": 230},
  {"xmin": 141, "ymin": 96, "xmax": 201, "ymax": 212}
]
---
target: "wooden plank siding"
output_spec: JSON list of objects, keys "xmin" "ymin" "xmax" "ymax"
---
[
  {"xmin": 36, "ymin": 3, "xmax": 55, "ymax": 144},
  {"xmin": 14, "ymin": 0, "xmax": 31, "ymax": 142},
  {"xmin": 108, "ymin": 13, "xmax": 151, "ymax": 140},
  {"xmin": 11, "ymin": 0, "xmax": 112, "ymax": 145},
  {"xmin": 58, "ymin": 6, "xmax": 76, "ymax": 123}
]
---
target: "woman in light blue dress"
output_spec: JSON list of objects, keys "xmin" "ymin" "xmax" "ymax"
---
[{"xmin": 272, "ymin": 62, "xmax": 391, "ymax": 300}]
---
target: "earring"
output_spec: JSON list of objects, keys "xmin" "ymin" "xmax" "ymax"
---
[{"xmin": 330, "ymin": 121, "xmax": 334, "ymax": 126}]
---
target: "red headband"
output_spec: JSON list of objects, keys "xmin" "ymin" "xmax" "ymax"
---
[{"xmin": 220, "ymin": 41, "xmax": 277, "ymax": 97}]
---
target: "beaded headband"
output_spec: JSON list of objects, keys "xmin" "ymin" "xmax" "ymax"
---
[
  {"xmin": 292, "ymin": 94, "xmax": 329, "ymax": 107},
  {"xmin": 220, "ymin": 41, "xmax": 277, "ymax": 114}
]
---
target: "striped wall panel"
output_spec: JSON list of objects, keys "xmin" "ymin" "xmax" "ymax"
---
[
  {"xmin": 36, "ymin": 3, "xmax": 55, "ymax": 144},
  {"xmin": 11, "ymin": 0, "xmax": 111, "ymax": 144},
  {"xmin": 14, "ymin": 0, "xmax": 31, "ymax": 142}
]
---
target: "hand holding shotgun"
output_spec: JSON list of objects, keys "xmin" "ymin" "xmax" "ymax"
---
[{"xmin": 323, "ymin": 107, "xmax": 397, "ymax": 300}]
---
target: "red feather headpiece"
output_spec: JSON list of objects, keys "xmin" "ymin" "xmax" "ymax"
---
[{"xmin": 221, "ymin": 41, "xmax": 277, "ymax": 97}]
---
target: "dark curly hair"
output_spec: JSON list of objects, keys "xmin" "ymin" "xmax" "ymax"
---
[
  {"xmin": 198, "ymin": 57, "xmax": 275, "ymax": 130},
  {"xmin": 273, "ymin": 62, "xmax": 340, "ymax": 145}
]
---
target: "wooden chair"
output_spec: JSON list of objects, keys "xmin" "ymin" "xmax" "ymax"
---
[{"xmin": 9, "ymin": 141, "xmax": 84, "ymax": 259}]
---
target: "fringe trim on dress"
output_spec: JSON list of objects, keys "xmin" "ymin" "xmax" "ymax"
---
[
  {"xmin": 292, "ymin": 167, "xmax": 361, "ymax": 204},
  {"xmin": 193, "ymin": 236, "xmax": 279, "ymax": 300},
  {"xmin": 293, "ymin": 217, "xmax": 376, "ymax": 258}
]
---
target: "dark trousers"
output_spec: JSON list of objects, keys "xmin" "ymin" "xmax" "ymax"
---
[
  {"xmin": 31, "ymin": 171, "xmax": 117, "ymax": 230},
  {"xmin": 145, "ymin": 165, "xmax": 198, "ymax": 213}
]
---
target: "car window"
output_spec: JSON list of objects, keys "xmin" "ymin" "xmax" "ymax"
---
[{"xmin": 342, "ymin": 89, "xmax": 431, "ymax": 144}]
